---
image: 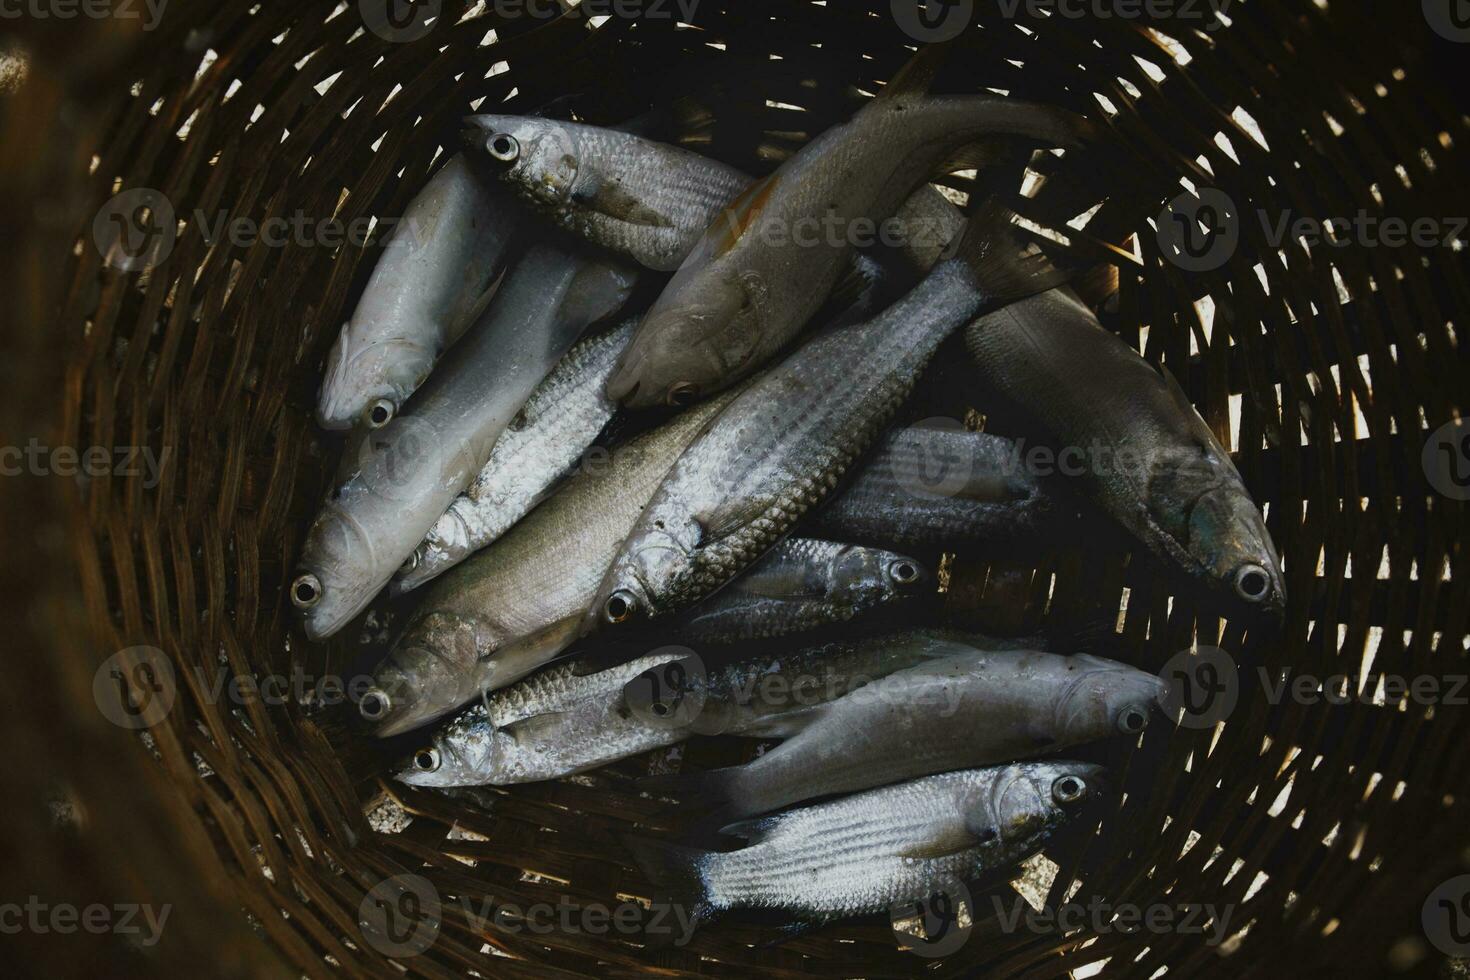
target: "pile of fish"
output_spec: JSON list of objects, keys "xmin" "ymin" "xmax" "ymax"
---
[{"xmin": 293, "ymin": 46, "xmax": 1285, "ymax": 943}]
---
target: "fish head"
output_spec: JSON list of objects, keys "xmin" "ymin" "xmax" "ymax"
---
[
  {"xmin": 605, "ymin": 269, "xmax": 765, "ymax": 409},
  {"xmin": 291, "ymin": 499, "xmax": 387, "ymax": 640},
  {"xmin": 829, "ymin": 545, "xmax": 931, "ymax": 607},
  {"xmin": 585, "ymin": 523, "xmax": 697, "ymax": 636},
  {"xmin": 1148, "ymin": 444, "xmax": 1286, "ymax": 622},
  {"xmin": 1052, "ymin": 655, "xmax": 1168, "ymax": 742},
  {"xmin": 982, "ymin": 761, "xmax": 1109, "ymax": 842},
  {"xmin": 462, "ymin": 115, "xmax": 578, "ymax": 212},
  {"xmin": 316, "ymin": 323, "xmax": 434, "ymax": 430},
  {"xmin": 361, "ymin": 612, "xmax": 501, "ymax": 737},
  {"xmin": 395, "ymin": 711, "xmax": 510, "ymax": 788}
]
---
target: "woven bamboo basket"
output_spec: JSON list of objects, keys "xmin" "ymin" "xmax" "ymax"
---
[{"xmin": 3, "ymin": 1, "xmax": 1468, "ymax": 977}]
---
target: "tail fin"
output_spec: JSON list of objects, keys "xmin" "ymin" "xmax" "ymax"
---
[
  {"xmin": 876, "ymin": 42, "xmax": 955, "ymax": 103},
  {"xmin": 621, "ymin": 835, "xmax": 716, "ymax": 946},
  {"xmin": 639, "ymin": 765, "xmax": 745, "ymax": 814},
  {"xmin": 946, "ymin": 200, "xmax": 1072, "ymax": 304}
]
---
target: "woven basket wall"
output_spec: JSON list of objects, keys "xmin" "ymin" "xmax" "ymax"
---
[{"xmin": 2, "ymin": 1, "xmax": 1467, "ymax": 977}]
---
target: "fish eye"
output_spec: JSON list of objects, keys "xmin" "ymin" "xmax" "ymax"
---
[
  {"xmin": 666, "ymin": 383, "xmax": 699, "ymax": 408},
  {"xmin": 366, "ymin": 398, "xmax": 395, "ymax": 429},
  {"xmin": 290, "ymin": 573, "xmax": 322, "ymax": 610},
  {"xmin": 488, "ymin": 132, "xmax": 520, "ymax": 163},
  {"xmin": 888, "ymin": 559, "xmax": 921, "ymax": 587},
  {"xmin": 603, "ymin": 590, "xmax": 638, "ymax": 625},
  {"xmin": 1052, "ymin": 775, "xmax": 1088, "ymax": 805},
  {"xmin": 1117, "ymin": 706, "xmax": 1149, "ymax": 735},
  {"xmin": 359, "ymin": 688, "xmax": 392, "ymax": 722},
  {"xmin": 412, "ymin": 747, "xmax": 441, "ymax": 773},
  {"xmin": 398, "ymin": 550, "xmax": 420, "ymax": 575},
  {"xmin": 1233, "ymin": 563, "xmax": 1272, "ymax": 603}
]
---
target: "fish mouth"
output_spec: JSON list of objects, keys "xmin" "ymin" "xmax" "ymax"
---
[{"xmin": 604, "ymin": 360, "xmax": 643, "ymax": 407}]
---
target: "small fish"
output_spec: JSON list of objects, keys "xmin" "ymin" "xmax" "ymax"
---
[
  {"xmin": 292, "ymin": 238, "xmax": 637, "ymax": 640},
  {"xmin": 317, "ymin": 154, "xmax": 518, "ymax": 430},
  {"xmin": 604, "ymin": 45, "xmax": 1093, "ymax": 408},
  {"xmin": 670, "ymin": 537, "xmax": 930, "ymax": 645},
  {"xmin": 396, "ymin": 628, "xmax": 974, "ymax": 787},
  {"xmin": 584, "ymin": 202, "xmax": 1067, "ymax": 636},
  {"xmin": 805, "ymin": 424, "xmax": 1067, "ymax": 551},
  {"xmin": 392, "ymin": 316, "xmax": 636, "ymax": 594},
  {"xmin": 964, "ymin": 285, "xmax": 1286, "ymax": 619},
  {"xmin": 359, "ymin": 389, "xmax": 743, "ymax": 737},
  {"xmin": 623, "ymin": 762, "xmax": 1106, "ymax": 936},
  {"xmin": 463, "ymin": 114, "xmax": 969, "ymax": 279},
  {"xmin": 644, "ymin": 644, "xmax": 1163, "ymax": 820}
]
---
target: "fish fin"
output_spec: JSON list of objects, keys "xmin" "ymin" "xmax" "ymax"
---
[
  {"xmin": 947, "ymin": 200, "xmax": 1072, "ymax": 304},
  {"xmin": 899, "ymin": 826, "xmax": 984, "ymax": 861},
  {"xmin": 620, "ymin": 834, "xmax": 715, "ymax": 945},
  {"xmin": 573, "ymin": 173, "xmax": 675, "ymax": 228},
  {"xmin": 876, "ymin": 42, "xmax": 954, "ymax": 104},
  {"xmin": 716, "ymin": 813, "xmax": 782, "ymax": 844},
  {"xmin": 934, "ymin": 138, "xmax": 1021, "ymax": 178},
  {"xmin": 737, "ymin": 705, "xmax": 827, "ymax": 739},
  {"xmin": 713, "ymin": 175, "xmax": 780, "ymax": 258},
  {"xmin": 827, "ymin": 252, "xmax": 885, "ymax": 314},
  {"xmin": 446, "ymin": 265, "xmax": 507, "ymax": 345}
]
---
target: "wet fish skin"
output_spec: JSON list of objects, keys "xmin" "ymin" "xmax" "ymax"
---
[
  {"xmin": 583, "ymin": 205, "xmax": 1059, "ymax": 636},
  {"xmin": 294, "ymin": 239, "xmax": 638, "ymax": 641},
  {"xmin": 463, "ymin": 114, "xmax": 968, "ymax": 278},
  {"xmin": 963, "ymin": 286, "xmax": 1286, "ymax": 619},
  {"xmin": 397, "ymin": 628, "xmax": 983, "ymax": 786},
  {"xmin": 317, "ymin": 155, "xmax": 517, "ymax": 430},
  {"xmin": 361, "ymin": 389, "xmax": 741, "ymax": 737},
  {"xmin": 605, "ymin": 48, "xmax": 1092, "ymax": 408},
  {"xmin": 806, "ymin": 425, "xmax": 1065, "ymax": 551},
  {"xmin": 625, "ymin": 762, "xmax": 1106, "ymax": 931},
  {"xmin": 651, "ymin": 646, "xmax": 1163, "ymax": 820},
  {"xmin": 392, "ymin": 316, "xmax": 637, "ymax": 594},
  {"xmin": 673, "ymin": 538, "xmax": 930, "ymax": 645}
]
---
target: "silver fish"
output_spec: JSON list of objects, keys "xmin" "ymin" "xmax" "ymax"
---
[
  {"xmin": 396, "ymin": 628, "xmax": 970, "ymax": 787},
  {"xmin": 674, "ymin": 538, "xmax": 929, "ymax": 645},
  {"xmin": 462, "ymin": 114, "xmax": 968, "ymax": 278},
  {"xmin": 317, "ymin": 154, "xmax": 518, "ymax": 430},
  {"xmin": 359, "ymin": 389, "xmax": 742, "ymax": 737},
  {"xmin": 964, "ymin": 285, "xmax": 1286, "ymax": 619},
  {"xmin": 605, "ymin": 46, "xmax": 1092, "ymax": 408},
  {"xmin": 391, "ymin": 316, "xmax": 636, "ymax": 595},
  {"xmin": 292, "ymin": 239, "xmax": 637, "ymax": 640},
  {"xmin": 647, "ymin": 644, "xmax": 1163, "ymax": 820},
  {"xmin": 805, "ymin": 425, "xmax": 1065, "ymax": 551},
  {"xmin": 583, "ymin": 203, "xmax": 1063, "ymax": 636},
  {"xmin": 624, "ymin": 762, "xmax": 1106, "ymax": 934}
]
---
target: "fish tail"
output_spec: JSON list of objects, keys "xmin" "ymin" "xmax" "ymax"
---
[
  {"xmin": 946, "ymin": 200, "xmax": 1071, "ymax": 304},
  {"xmin": 877, "ymin": 41, "xmax": 955, "ymax": 103},
  {"xmin": 621, "ymin": 834, "xmax": 716, "ymax": 945}
]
